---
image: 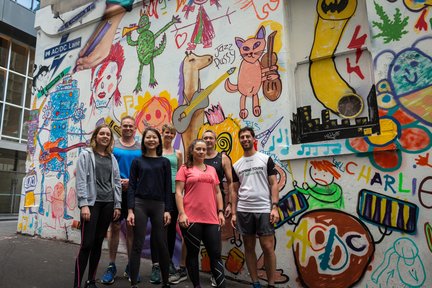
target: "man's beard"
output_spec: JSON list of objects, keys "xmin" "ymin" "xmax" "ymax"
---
[{"xmin": 241, "ymin": 143, "xmax": 253, "ymax": 151}]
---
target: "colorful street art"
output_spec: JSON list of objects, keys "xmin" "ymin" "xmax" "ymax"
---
[
  {"xmin": 288, "ymin": 210, "xmax": 374, "ymax": 288},
  {"xmin": 371, "ymin": 237, "xmax": 425, "ymax": 287},
  {"xmin": 126, "ymin": 13, "xmax": 181, "ymax": 90},
  {"xmin": 18, "ymin": 0, "xmax": 432, "ymax": 287},
  {"xmin": 224, "ymin": 25, "xmax": 282, "ymax": 119}
]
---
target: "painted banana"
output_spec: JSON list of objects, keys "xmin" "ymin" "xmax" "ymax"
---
[{"xmin": 309, "ymin": 0, "xmax": 363, "ymax": 118}]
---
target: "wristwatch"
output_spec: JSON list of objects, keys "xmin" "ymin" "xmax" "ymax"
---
[{"xmin": 271, "ymin": 203, "xmax": 279, "ymax": 209}]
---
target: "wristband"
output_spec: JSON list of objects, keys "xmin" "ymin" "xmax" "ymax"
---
[{"xmin": 218, "ymin": 209, "xmax": 224, "ymax": 214}]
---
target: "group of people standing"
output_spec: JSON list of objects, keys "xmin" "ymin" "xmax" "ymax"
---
[{"xmin": 73, "ymin": 116, "xmax": 280, "ymax": 288}]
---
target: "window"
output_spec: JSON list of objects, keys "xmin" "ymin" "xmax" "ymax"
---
[
  {"xmin": 16, "ymin": 0, "xmax": 40, "ymax": 11},
  {"xmin": 0, "ymin": 36, "xmax": 34, "ymax": 143},
  {"xmin": 28, "ymin": 49, "xmax": 35, "ymax": 77},
  {"xmin": 0, "ymin": 69, "xmax": 5, "ymax": 99},
  {"xmin": 3, "ymin": 104, "xmax": 22, "ymax": 138},
  {"xmin": 10, "ymin": 42, "xmax": 28, "ymax": 74},
  {"xmin": 25, "ymin": 79, "xmax": 32, "ymax": 108},
  {"xmin": 21, "ymin": 109, "xmax": 30, "ymax": 140},
  {"xmin": 6, "ymin": 72, "xmax": 25, "ymax": 106},
  {"xmin": 0, "ymin": 38, "xmax": 9, "ymax": 68}
]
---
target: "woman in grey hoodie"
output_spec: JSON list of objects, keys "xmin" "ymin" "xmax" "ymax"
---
[{"xmin": 74, "ymin": 124, "xmax": 122, "ymax": 288}]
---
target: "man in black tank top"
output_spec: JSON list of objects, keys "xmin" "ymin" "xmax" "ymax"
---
[{"xmin": 202, "ymin": 130, "xmax": 234, "ymax": 216}]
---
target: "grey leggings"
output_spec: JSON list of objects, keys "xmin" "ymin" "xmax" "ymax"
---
[{"xmin": 129, "ymin": 198, "xmax": 170, "ymax": 285}]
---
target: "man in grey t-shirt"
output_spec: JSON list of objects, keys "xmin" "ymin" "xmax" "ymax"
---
[{"xmin": 231, "ymin": 127, "xmax": 279, "ymax": 288}]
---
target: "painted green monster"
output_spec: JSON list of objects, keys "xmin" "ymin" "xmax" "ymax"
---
[{"xmin": 126, "ymin": 14, "xmax": 181, "ymax": 92}]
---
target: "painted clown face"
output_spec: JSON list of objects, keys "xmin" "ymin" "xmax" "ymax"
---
[
  {"xmin": 137, "ymin": 97, "xmax": 171, "ymax": 133},
  {"xmin": 91, "ymin": 62, "xmax": 121, "ymax": 109}
]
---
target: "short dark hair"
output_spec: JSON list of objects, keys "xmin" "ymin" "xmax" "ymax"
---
[
  {"xmin": 141, "ymin": 127, "xmax": 163, "ymax": 156},
  {"xmin": 238, "ymin": 126, "xmax": 255, "ymax": 138},
  {"xmin": 121, "ymin": 115, "xmax": 135, "ymax": 124},
  {"xmin": 202, "ymin": 130, "xmax": 217, "ymax": 138}
]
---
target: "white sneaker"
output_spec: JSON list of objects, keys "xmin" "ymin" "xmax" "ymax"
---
[{"xmin": 210, "ymin": 275, "xmax": 217, "ymax": 287}]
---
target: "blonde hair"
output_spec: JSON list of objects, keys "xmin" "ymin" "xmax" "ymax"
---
[{"xmin": 161, "ymin": 123, "xmax": 176, "ymax": 134}]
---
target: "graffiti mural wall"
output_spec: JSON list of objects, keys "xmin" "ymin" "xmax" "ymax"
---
[{"xmin": 18, "ymin": 0, "xmax": 432, "ymax": 286}]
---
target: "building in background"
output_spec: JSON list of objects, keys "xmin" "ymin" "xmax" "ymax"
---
[{"xmin": 0, "ymin": 0, "xmax": 38, "ymax": 214}]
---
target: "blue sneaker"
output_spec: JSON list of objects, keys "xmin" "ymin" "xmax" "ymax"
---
[
  {"xmin": 101, "ymin": 263, "xmax": 116, "ymax": 284},
  {"xmin": 252, "ymin": 282, "xmax": 262, "ymax": 288}
]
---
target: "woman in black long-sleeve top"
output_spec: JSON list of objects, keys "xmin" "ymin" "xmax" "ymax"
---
[{"xmin": 127, "ymin": 127, "xmax": 172, "ymax": 288}]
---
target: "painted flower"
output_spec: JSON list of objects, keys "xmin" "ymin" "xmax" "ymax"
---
[
  {"xmin": 42, "ymin": 101, "xmax": 53, "ymax": 120},
  {"xmin": 346, "ymin": 80, "xmax": 432, "ymax": 171},
  {"xmin": 71, "ymin": 102, "xmax": 86, "ymax": 124}
]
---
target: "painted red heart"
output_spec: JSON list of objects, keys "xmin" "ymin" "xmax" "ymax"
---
[{"xmin": 175, "ymin": 32, "xmax": 188, "ymax": 49}]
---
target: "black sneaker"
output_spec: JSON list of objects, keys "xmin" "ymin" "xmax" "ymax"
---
[
  {"xmin": 84, "ymin": 280, "xmax": 98, "ymax": 288},
  {"xmin": 177, "ymin": 267, "xmax": 187, "ymax": 283},
  {"xmin": 169, "ymin": 266, "xmax": 187, "ymax": 284},
  {"xmin": 169, "ymin": 262, "xmax": 176, "ymax": 275}
]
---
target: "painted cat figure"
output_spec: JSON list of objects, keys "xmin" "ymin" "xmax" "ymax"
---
[{"xmin": 225, "ymin": 26, "xmax": 278, "ymax": 119}]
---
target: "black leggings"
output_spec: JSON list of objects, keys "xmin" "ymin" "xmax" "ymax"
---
[
  {"xmin": 181, "ymin": 223, "xmax": 225, "ymax": 288},
  {"xmin": 151, "ymin": 194, "xmax": 178, "ymax": 263},
  {"xmin": 74, "ymin": 201, "xmax": 113, "ymax": 288},
  {"xmin": 129, "ymin": 198, "xmax": 170, "ymax": 285}
]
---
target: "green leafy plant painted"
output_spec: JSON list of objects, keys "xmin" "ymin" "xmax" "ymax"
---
[{"xmin": 372, "ymin": 1, "xmax": 409, "ymax": 43}]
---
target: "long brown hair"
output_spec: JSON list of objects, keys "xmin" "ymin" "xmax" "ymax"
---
[
  {"xmin": 90, "ymin": 124, "xmax": 114, "ymax": 154},
  {"xmin": 186, "ymin": 139, "xmax": 206, "ymax": 168}
]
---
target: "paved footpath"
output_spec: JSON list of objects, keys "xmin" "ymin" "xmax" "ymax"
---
[{"xmin": 0, "ymin": 220, "xmax": 251, "ymax": 288}]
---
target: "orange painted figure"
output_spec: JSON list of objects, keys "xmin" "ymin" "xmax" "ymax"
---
[
  {"xmin": 225, "ymin": 26, "xmax": 279, "ymax": 119},
  {"xmin": 135, "ymin": 96, "xmax": 173, "ymax": 133}
]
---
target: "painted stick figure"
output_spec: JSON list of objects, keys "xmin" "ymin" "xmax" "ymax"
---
[{"xmin": 293, "ymin": 160, "xmax": 344, "ymax": 209}]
